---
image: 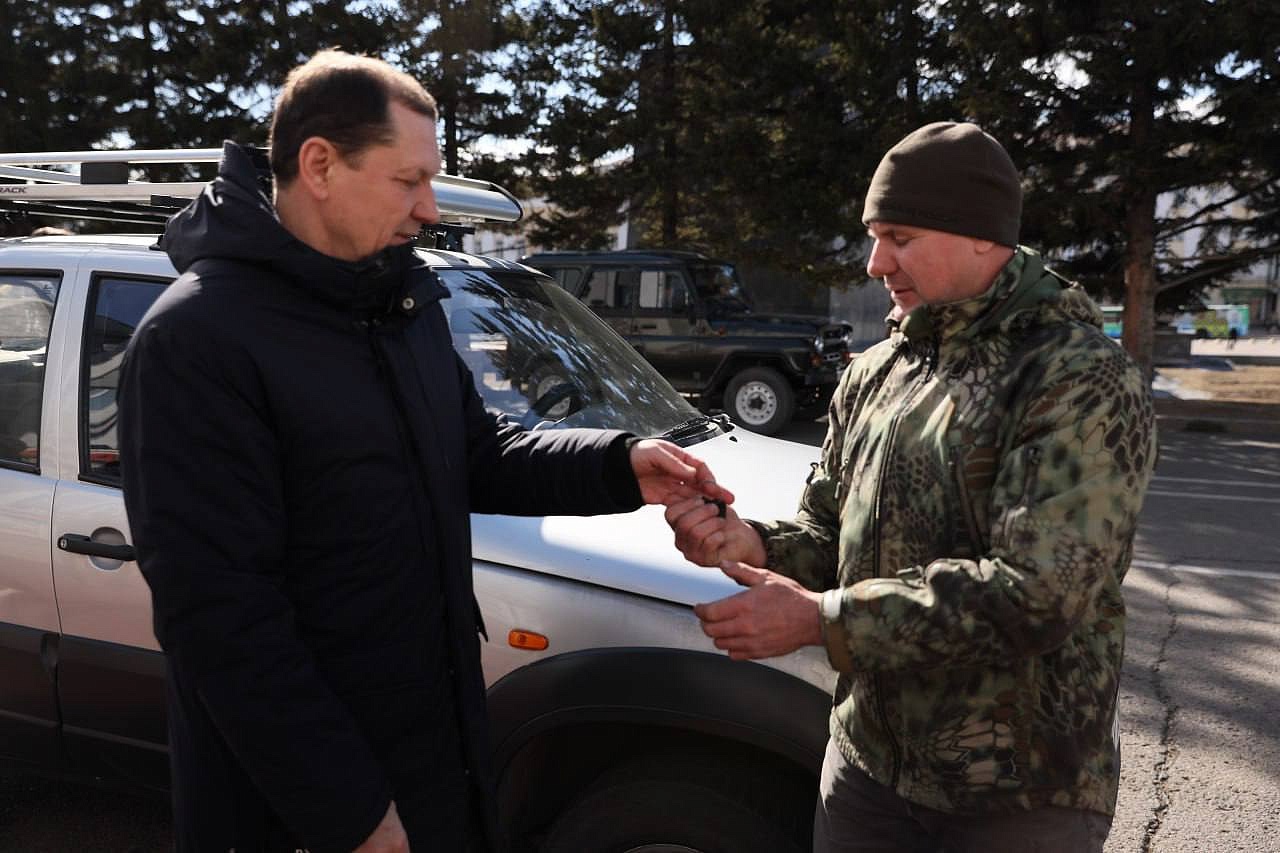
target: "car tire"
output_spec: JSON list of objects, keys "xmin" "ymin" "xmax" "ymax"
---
[
  {"xmin": 542, "ymin": 754, "xmax": 808, "ymax": 853},
  {"xmin": 725, "ymin": 366, "xmax": 795, "ymax": 435}
]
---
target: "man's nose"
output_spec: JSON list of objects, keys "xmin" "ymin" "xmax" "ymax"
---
[
  {"xmin": 412, "ymin": 187, "xmax": 440, "ymax": 225},
  {"xmin": 866, "ymin": 238, "xmax": 894, "ymax": 279}
]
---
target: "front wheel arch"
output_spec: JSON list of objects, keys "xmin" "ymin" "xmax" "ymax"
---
[{"xmin": 487, "ymin": 648, "xmax": 830, "ymax": 849}]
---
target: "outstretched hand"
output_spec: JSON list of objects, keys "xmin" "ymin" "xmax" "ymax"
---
[
  {"xmin": 630, "ymin": 438, "xmax": 734, "ymax": 507},
  {"xmin": 664, "ymin": 494, "xmax": 766, "ymax": 568},
  {"xmin": 694, "ymin": 561, "xmax": 824, "ymax": 661}
]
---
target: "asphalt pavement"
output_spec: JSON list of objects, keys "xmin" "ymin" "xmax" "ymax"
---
[
  {"xmin": 1110, "ymin": 426, "xmax": 1280, "ymax": 853},
  {"xmin": 2, "ymin": 388, "xmax": 1275, "ymax": 852}
]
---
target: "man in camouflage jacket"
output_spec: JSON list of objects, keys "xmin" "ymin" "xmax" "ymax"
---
[{"xmin": 666, "ymin": 123, "xmax": 1156, "ymax": 852}]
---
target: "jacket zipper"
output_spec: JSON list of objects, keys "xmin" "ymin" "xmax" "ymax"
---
[
  {"xmin": 1020, "ymin": 445, "xmax": 1043, "ymax": 508},
  {"xmin": 869, "ymin": 342, "xmax": 935, "ymax": 790},
  {"xmin": 362, "ymin": 316, "xmax": 488, "ymax": 644}
]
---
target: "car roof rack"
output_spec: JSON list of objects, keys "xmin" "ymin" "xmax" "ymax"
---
[{"xmin": 0, "ymin": 147, "xmax": 524, "ymax": 229}]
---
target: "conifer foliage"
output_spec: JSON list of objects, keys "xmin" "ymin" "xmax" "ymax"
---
[{"xmin": 2, "ymin": 0, "xmax": 1277, "ymax": 372}]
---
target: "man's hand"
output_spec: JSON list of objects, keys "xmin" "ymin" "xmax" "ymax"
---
[
  {"xmin": 354, "ymin": 801, "xmax": 409, "ymax": 853},
  {"xmin": 694, "ymin": 561, "xmax": 824, "ymax": 660},
  {"xmin": 630, "ymin": 438, "xmax": 734, "ymax": 507},
  {"xmin": 664, "ymin": 495, "xmax": 766, "ymax": 568}
]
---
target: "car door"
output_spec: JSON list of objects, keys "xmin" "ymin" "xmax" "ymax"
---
[
  {"xmin": 630, "ymin": 267, "xmax": 701, "ymax": 392},
  {"xmin": 0, "ymin": 264, "xmax": 66, "ymax": 768},
  {"xmin": 49, "ymin": 253, "xmax": 174, "ymax": 789},
  {"xmin": 577, "ymin": 265, "xmax": 637, "ymax": 339}
]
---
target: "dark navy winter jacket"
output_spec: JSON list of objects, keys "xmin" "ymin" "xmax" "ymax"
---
[{"xmin": 119, "ymin": 142, "xmax": 641, "ymax": 852}]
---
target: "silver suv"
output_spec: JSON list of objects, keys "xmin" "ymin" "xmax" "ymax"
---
[{"xmin": 0, "ymin": 155, "xmax": 834, "ymax": 853}]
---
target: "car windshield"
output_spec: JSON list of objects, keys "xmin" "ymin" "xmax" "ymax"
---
[
  {"xmin": 439, "ymin": 267, "xmax": 705, "ymax": 435},
  {"xmin": 688, "ymin": 262, "xmax": 752, "ymax": 316}
]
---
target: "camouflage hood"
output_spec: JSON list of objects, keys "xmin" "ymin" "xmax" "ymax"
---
[{"xmin": 750, "ymin": 247, "xmax": 1156, "ymax": 817}]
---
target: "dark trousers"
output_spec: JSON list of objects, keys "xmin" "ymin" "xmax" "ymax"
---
[{"xmin": 813, "ymin": 739, "xmax": 1112, "ymax": 853}]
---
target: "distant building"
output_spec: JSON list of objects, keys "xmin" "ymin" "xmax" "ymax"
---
[
  {"xmin": 1158, "ymin": 189, "xmax": 1279, "ymax": 330},
  {"xmin": 462, "ymin": 198, "xmax": 631, "ymax": 262}
]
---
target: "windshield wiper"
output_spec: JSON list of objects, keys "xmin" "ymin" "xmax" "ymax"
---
[{"xmin": 659, "ymin": 414, "xmax": 731, "ymax": 443}]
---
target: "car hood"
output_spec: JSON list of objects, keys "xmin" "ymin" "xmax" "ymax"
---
[{"xmin": 471, "ymin": 427, "xmax": 820, "ymax": 606}]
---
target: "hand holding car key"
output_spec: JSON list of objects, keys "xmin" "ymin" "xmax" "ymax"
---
[{"xmin": 663, "ymin": 491, "xmax": 766, "ymax": 569}]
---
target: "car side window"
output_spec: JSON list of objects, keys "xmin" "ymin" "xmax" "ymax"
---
[
  {"xmin": 82, "ymin": 275, "xmax": 167, "ymax": 484},
  {"xmin": 549, "ymin": 266, "xmax": 584, "ymax": 296},
  {"xmin": 636, "ymin": 270, "xmax": 689, "ymax": 314},
  {"xmin": 0, "ymin": 272, "xmax": 61, "ymax": 471},
  {"xmin": 581, "ymin": 268, "xmax": 637, "ymax": 311}
]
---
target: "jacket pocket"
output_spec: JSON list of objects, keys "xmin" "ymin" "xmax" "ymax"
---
[
  {"xmin": 951, "ymin": 447, "xmax": 988, "ymax": 555},
  {"xmin": 997, "ymin": 444, "xmax": 1043, "ymax": 552}
]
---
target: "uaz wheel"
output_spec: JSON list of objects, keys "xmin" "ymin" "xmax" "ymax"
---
[{"xmin": 725, "ymin": 366, "xmax": 795, "ymax": 435}]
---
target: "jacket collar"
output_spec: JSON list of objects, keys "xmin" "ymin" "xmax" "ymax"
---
[
  {"xmin": 161, "ymin": 141, "xmax": 445, "ymax": 319},
  {"xmin": 888, "ymin": 246, "xmax": 1080, "ymax": 353},
  {"xmin": 928, "ymin": 248, "xmax": 1031, "ymax": 343}
]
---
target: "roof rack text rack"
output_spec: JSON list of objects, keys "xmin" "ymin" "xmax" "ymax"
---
[{"xmin": 0, "ymin": 148, "xmax": 523, "ymax": 228}]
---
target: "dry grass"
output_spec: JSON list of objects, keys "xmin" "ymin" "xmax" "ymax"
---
[{"xmin": 1159, "ymin": 365, "xmax": 1280, "ymax": 404}]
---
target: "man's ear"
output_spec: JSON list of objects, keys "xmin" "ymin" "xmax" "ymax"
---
[
  {"xmin": 971, "ymin": 237, "xmax": 997, "ymax": 255},
  {"xmin": 294, "ymin": 136, "xmax": 340, "ymax": 200}
]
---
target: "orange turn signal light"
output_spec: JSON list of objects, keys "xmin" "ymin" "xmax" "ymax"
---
[{"xmin": 508, "ymin": 629, "xmax": 549, "ymax": 651}]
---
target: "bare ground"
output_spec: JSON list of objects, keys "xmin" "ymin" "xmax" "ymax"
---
[{"xmin": 1158, "ymin": 365, "xmax": 1280, "ymax": 405}]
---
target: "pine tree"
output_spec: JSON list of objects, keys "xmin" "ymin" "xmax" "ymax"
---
[
  {"xmin": 508, "ymin": 0, "xmax": 957, "ymax": 283},
  {"xmin": 387, "ymin": 0, "xmax": 523, "ymax": 180},
  {"xmin": 947, "ymin": 0, "xmax": 1280, "ymax": 378}
]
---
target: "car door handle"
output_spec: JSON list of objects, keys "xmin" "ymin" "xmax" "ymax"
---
[
  {"xmin": 58, "ymin": 533, "xmax": 136, "ymax": 562},
  {"xmin": 637, "ymin": 323, "xmax": 657, "ymax": 330}
]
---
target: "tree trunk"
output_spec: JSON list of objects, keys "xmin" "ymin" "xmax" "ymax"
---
[
  {"xmin": 440, "ymin": 0, "xmax": 462, "ymax": 175},
  {"xmin": 1122, "ymin": 190, "xmax": 1157, "ymax": 385},
  {"xmin": 140, "ymin": 0, "xmax": 159, "ymax": 148},
  {"xmin": 274, "ymin": 0, "xmax": 295, "ymax": 67},
  {"xmin": 1121, "ymin": 65, "xmax": 1157, "ymax": 384},
  {"xmin": 659, "ymin": 0, "xmax": 678, "ymax": 246},
  {"xmin": 442, "ymin": 88, "xmax": 459, "ymax": 174},
  {"xmin": 900, "ymin": 0, "xmax": 921, "ymax": 125}
]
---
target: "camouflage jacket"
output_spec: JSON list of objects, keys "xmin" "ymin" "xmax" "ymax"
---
[{"xmin": 751, "ymin": 247, "xmax": 1156, "ymax": 816}]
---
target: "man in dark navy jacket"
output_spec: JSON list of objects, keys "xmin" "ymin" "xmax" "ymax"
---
[{"xmin": 119, "ymin": 50, "xmax": 730, "ymax": 853}]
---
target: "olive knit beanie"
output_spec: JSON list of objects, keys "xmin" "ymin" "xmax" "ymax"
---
[{"xmin": 862, "ymin": 122, "xmax": 1022, "ymax": 248}]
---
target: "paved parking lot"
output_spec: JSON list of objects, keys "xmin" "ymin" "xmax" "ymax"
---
[{"xmin": 1109, "ymin": 427, "xmax": 1280, "ymax": 853}]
